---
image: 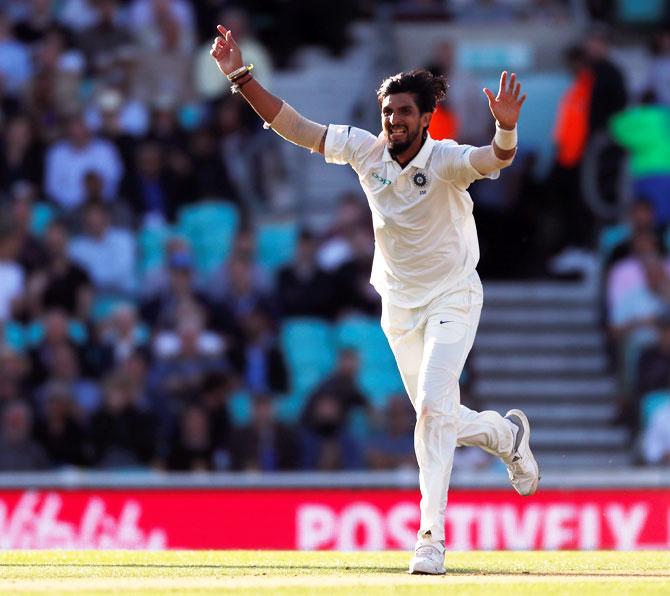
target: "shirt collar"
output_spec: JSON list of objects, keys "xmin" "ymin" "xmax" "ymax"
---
[{"xmin": 382, "ymin": 133, "xmax": 435, "ymax": 169}]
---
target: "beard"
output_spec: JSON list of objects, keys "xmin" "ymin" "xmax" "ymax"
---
[{"xmin": 387, "ymin": 125, "xmax": 421, "ymax": 157}]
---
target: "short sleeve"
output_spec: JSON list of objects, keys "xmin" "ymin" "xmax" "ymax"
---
[
  {"xmin": 433, "ymin": 142, "xmax": 500, "ymax": 189},
  {"xmin": 324, "ymin": 124, "xmax": 378, "ymax": 171}
]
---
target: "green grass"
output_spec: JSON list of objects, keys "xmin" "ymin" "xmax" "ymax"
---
[{"xmin": 0, "ymin": 550, "xmax": 669, "ymax": 595}]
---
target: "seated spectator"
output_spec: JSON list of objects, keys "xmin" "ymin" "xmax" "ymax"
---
[
  {"xmin": 123, "ymin": 140, "xmax": 179, "ymax": 224},
  {"xmin": 44, "ymin": 114, "xmax": 123, "ymax": 211},
  {"xmin": 607, "ymin": 231, "xmax": 670, "ymax": 316},
  {"xmin": 194, "ymin": 7, "xmax": 273, "ymax": 100},
  {"xmin": 150, "ymin": 304, "xmax": 227, "ymax": 405},
  {"xmin": 0, "ymin": 400, "xmax": 49, "ymax": 471},
  {"xmin": 141, "ymin": 249, "xmax": 215, "ymax": 330},
  {"xmin": 0, "ymin": 224, "xmax": 25, "ymax": 321},
  {"xmin": 365, "ymin": 395, "xmax": 415, "ymax": 470},
  {"xmin": 642, "ymin": 399, "xmax": 670, "ymax": 465},
  {"xmin": 230, "ymin": 394, "xmax": 300, "ymax": 471},
  {"xmin": 277, "ymin": 230, "xmax": 333, "ymax": 319},
  {"xmin": 606, "ymin": 199, "xmax": 663, "ymax": 268},
  {"xmin": 0, "ymin": 11, "xmax": 33, "ymax": 97},
  {"xmin": 90, "ymin": 373, "xmax": 156, "ymax": 468},
  {"xmin": 214, "ymin": 254, "xmax": 275, "ymax": 323},
  {"xmin": 233, "ymin": 307, "xmax": 287, "ymax": 394},
  {"xmin": 302, "ymin": 349, "xmax": 368, "ymax": 428},
  {"xmin": 14, "ymin": 0, "xmax": 55, "ymax": 46},
  {"xmin": 198, "ymin": 372, "xmax": 233, "ymax": 468},
  {"xmin": 167, "ymin": 404, "xmax": 213, "ymax": 471},
  {"xmin": 317, "ymin": 193, "xmax": 369, "ymax": 272},
  {"xmin": 100, "ymin": 303, "xmax": 147, "ymax": 366},
  {"xmin": 26, "ymin": 220, "xmax": 93, "ymax": 319},
  {"xmin": 28, "ymin": 308, "xmax": 77, "ymax": 384},
  {"xmin": 637, "ymin": 316, "xmax": 670, "ymax": 400},
  {"xmin": 610, "ymin": 256, "xmax": 670, "ymax": 346},
  {"xmin": 69, "ymin": 199, "xmax": 136, "ymax": 295},
  {"xmin": 0, "ymin": 116, "xmax": 44, "ymax": 189},
  {"xmin": 301, "ymin": 391, "xmax": 362, "ymax": 471},
  {"xmin": 35, "ymin": 342, "xmax": 101, "ymax": 416},
  {"xmin": 76, "ymin": 0, "xmax": 132, "ymax": 77},
  {"xmin": 34, "ymin": 381, "xmax": 91, "ymax": 467},
  {"xmin": 332, "ymin": 225, "xmax": 379, "ymax": 317},
  {"xmin": 8, "ymin": 183, "xmax": 48, "ymax": 275}
]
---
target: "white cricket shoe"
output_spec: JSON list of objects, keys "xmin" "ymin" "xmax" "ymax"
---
[
  {"xmin": 408, "ymin": 540, "xmax": 446, "ymax": 575},
  {"xmin": 504, "ymin": 409, "xmax": 540, "ymax": 496}
]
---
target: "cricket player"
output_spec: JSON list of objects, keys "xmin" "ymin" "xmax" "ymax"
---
[{"xmin": 211, "ymin": 24, "xmax": 539, "ymax": 574}]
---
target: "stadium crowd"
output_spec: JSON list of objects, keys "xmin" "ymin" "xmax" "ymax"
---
[{"xmin": 0, "ymin": 0, "xmax": 668, "ymax": 471}]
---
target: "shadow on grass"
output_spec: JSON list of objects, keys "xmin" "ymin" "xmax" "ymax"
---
[{"xmin": 0, "ymin": 564, "xmax": 668, "ymax": 579}]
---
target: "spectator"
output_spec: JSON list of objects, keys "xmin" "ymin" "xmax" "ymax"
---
[
  {"xmin": 198, "ymin": 372, "xmax": 233, "ymax": 467},
  {"xmin": 35, "ymin": 342, "xmax": 102, "ymax": 416},
  {"xmin": 8, "ymin": 184, "xmax": 48, "ymax": 275},
  {"xmin": 0, "ymin": 116, "xmax": 44, "ymax": 189},
  {"xmin": 637, "ymin": 316, "xmax": 670, "ymax": 400},
  {"xmin": 187, "ymin": 125, "xmax": 239, "ymax": 202},
  {"xmin": 0, "ymin": 11, "xmax": 33, "ymax": 96},
  {"xmin": 0, "ymin": 224, "xmax": 25, "ymax": 321},
  {"xmin": 303, "ymin": 348, "xmax": 368, "ymax": 428},
  {"xmin": 26, "ymin": 220, "xmax": 93, "ymax": 319},
  {"xmin": 606, "ymin": 199, "xmax": 662, "ymax": 268},
  {"xmin": 607, "ymin": 231, "xmax": 670, "ymax": 316},
  {"xmin": 69, "ymin": 199, "xmax": 136, "ymax": 295},
  {"xmin": 301, "ymin": 390, "xmax": 362, "ymax": 470},
  {"xmin": 141, "ymin": 249, "xmax": 214, "ymax": 330},
  {"xmin": 14, "ymin": 0, "xmax": 55, "ymax": 46},
  {"xmin": 34, "ymin": 382, "xmax": 91, "ymax": 467},
  {"xmin": 76, "ymin": 0, "xmax": 132, "ymax": 76},
  {"xmin": 332, "ymin": 225, "xmax": 379, "ymax": 317},
  {"xmin": 317, "ymin": 193, "xmax": 369, "ymax": 272},
  {"xmin": 150, "ymin": 303, "xmax": 227, "ymax": 405},
  {"xmin": 583, "ymin": 28, "xmax": 628, "ymax": 136},
  {"xmin": 0, "ymin": 400, "xmax": 49, "ymax": 471},
  {"xmin": 610, "ymin": 92, "xmax": 670, "ymax": 226},
  {"xmin": 234, "ymin": 307, "xmax": 288, "ymax": 394},
  {"xmin": 90, "ymin": 373, "xmax": 156, "ymax": 468},
  {"xmin": 277, "ymin": 230, "xmax": 333, "ymax": 319},
  {"xmin": 647, "ymin": 27, "xmax": 670, "ymax": 107},
  {"xmin": 44, "ymin": 114, "xmax": 124, "ymax": 211},
  {"xmin": 87, "ymin": 86, "xmax": 149, "ymax": 142},
  {"xmin": 365, "ymin": 394, "xmax": 415, "ymax": 470},
  {"xmin": 230, "ymin": 394, "xmax": 301, "ymax": 471},
  {"xmin": 168, "ymin": 404, "xmax": 213, "ymax": 471},
  {"xmin": 100, "ymin": 303, "xmax": 147, "ymax": 366},
  {"xmin": 642, "ymin": 399, "xmax": 670, "ymax": 465},
  {"xmin": 194, "ymin": 7, "xmax": 272, "ymax": 100},
  {"xmin": 123, "ymin": 140, "xmax": 178, "ymax": 224}
]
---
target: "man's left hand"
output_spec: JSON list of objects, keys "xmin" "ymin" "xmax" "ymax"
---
[{"xmin": 483, "ymin": 71, "xmax": 526, "ymax": 130}]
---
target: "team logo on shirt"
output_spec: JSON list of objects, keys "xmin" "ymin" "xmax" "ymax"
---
[{"xmin": 413, "ymin": 171, "xmax": 430, "ymax": 188}]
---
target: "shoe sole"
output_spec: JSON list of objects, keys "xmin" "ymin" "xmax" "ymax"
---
[
  {"xmin": 408, "ymin": 564, "xmax": 446, "ymax": 575},
  {"xmin": 505, "ymin": 408, "xmax": 540, "ymax": 496}
]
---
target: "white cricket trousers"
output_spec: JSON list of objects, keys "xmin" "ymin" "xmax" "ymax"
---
[{"xmin": 380, "ymin": 271, "xmax": 515, "ymax": 543}]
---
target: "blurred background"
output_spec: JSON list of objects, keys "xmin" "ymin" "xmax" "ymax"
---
[{"xmin": 0, "ymin": 0, "xmax": 668, "ymax": 492}]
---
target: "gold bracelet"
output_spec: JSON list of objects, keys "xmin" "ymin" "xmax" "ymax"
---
[{"xmin": 228, "ymin": 64, "xmax": 254, "ymax": 83}]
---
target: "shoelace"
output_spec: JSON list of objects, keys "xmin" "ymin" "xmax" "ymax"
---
[{"xmin": 415, "ymin": 545, "xmax": 442, "ymax": 559}]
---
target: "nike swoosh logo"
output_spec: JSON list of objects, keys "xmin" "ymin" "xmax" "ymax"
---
[{"xmin": 439, "ymin": 320, "xmax": 452, "ymax": 325}]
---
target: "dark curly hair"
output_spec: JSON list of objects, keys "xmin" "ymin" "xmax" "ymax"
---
[{"xmin": 376, "ymin": 69, "xmax": 448, "ymax": 114}]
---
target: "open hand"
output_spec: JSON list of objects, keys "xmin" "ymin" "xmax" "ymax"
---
[
  {"xmin": 483, "ymin": 71, "xmax": 526, "ymax": 130},
  {"xmin": 210, "ymin": 24, "xmax": 243, "ymax": 76}
]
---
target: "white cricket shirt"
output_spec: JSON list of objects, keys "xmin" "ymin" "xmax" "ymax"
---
[{"xmin": 325, "ymin": 125, "xmax": 499, "ymax": 308}]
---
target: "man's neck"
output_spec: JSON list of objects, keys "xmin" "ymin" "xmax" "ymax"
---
[{"xmin": 392, "ymin": 134, "xmax": 427, "ymax": 168}]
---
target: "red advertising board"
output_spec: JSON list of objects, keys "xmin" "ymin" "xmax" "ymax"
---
[{"xmin": 0, "ymin": 488, "xmax": 668, "ymax": 550}]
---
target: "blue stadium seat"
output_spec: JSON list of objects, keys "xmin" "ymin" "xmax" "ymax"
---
[
  {"xmin": 616, "ymin": 0, "xmax": 666, "ymax": 23},
  {"xmin": 176, "ymin": 200, "xmax": 239, "ymax": 277},
  {"xmin": 138, "ymin": 224, "xmax": 172, "ymax": 278},
  {"xmin": 30, "ymin": 202, "xmax": 55, "ymax": 237},
  {"xmin": 26, "ymin": 319, "xmax": 88, "ymax": 346},
  {"xmin": 359, "ymin": 365, "xmax": 405, "ymax": 409},
  {"xmin": 641, "ymin": 390, "xmax": 670, "ymax": 428},
  {"xmin": 257, "ymin": 220, "xmax": 299, "ymax": 273},
  {"xmin": 280, "ymin": 318, "xmax": 336, "ymax": 396},
  {"xmin": 598, "ymin": 223, "xmax": 630, "ymax": 262},
  {"xmin": 228, "ymin": 390, "xmax": 253, "ymax": 427},
  {"xmin": 335, "ymin": 316, "xmax": 395, "ymax": 368},
  {"xmin": 3, "ymin": 321, "xmax": 26, "ymax": 352}
]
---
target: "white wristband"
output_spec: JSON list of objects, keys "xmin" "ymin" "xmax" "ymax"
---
[{"xmin": 494, "ymin": 123, "xmax": 517, "ymax": 151}]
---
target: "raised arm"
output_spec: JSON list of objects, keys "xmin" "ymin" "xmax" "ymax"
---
[
  {"xmin": 469, "ymin": 71, "xmax": 527, "ymax": 175},
  {"xmin": 210, "ymin": 24, "xmax": 327, "ymax": 154}
]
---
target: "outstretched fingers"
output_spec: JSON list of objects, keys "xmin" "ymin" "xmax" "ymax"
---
[{"xmin": 498, "ymin": 71, "xmax": 507, "ymax": 97}]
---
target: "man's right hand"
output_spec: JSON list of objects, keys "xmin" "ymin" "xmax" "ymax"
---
[{"xmin": 210, "ymin": 24, "xmax": 243, "ymax": 76}]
